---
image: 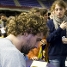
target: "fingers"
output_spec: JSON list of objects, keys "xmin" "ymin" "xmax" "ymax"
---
[
  {"xmin": 31, "ymin": 57, "xmax": 38, "ymax": 60},
  {"xmin": 60, "ymin": 21, "xmax": 67, "ymax": 30},
  {"xmin": 40, "ymin": 39, "xmax": 47, "ymax": 46},
  {"xmin": 62, "ymin": 36, "xmax": 67, "ymax": 44}
]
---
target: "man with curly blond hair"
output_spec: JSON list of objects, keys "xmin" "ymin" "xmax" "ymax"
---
[{"xmin": 0, "ymin": 12, "xmax": 49, "ymax": 67}]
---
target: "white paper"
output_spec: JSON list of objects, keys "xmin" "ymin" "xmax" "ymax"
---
[
  {"xmin": 1, "ymin": 27, "xmax": 6, "ymax": 34},
  {"xmin": 30, "ymin": 60, "xmax": 47, "ymax": 67},
  {"xmin": 65, "ymin": 61, "xmax": 67, "ymax": 66}
]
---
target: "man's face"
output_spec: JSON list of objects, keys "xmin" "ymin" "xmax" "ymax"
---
[
  {"xmin": 21, "ymin": 33, "xmax": 44, "ymax": 54},
  {"xmin": 54, "ymin": 4, "xmax": 65, "ymax": 18}
]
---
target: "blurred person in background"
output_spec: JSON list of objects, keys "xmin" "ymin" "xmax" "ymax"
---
[
  {"xmin": 0, "ymin": 13, "xmax": 7, "ymax": 37},
  {"xmin": 47, "ymin": 0, "xmax": 67, "ymax": 67},
  {"xmin": 38, "ymin": 8, "xmax": 49, "ymax": 61},
  {"xmin": 40, "ymin": 8, "xmax": 48, "ymax": 22},
  {"xmin": 29, "ymin": 7, "xmax": 40, "ymax": 16}
]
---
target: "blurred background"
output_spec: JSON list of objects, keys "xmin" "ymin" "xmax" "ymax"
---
[{"xmin": 0, "ymin": 0, "xmax": 67, "ymax": 17}]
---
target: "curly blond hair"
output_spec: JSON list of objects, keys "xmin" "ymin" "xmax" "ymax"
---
[{"xmin": 7, "ymin": 12, "xmax": 49, "ymax": 37}]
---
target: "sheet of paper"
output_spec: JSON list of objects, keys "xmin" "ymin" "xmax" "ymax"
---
[
  {"xmin": 30, "ymin": 60, "xmax": 47, "ymax": 67},
  {"xmin": 65, "ymin": 61, "xmax": 67, "ymax": 66}
]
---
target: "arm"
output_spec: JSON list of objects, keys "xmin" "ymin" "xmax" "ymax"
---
[{"xmin": 47, "ymin": 20, "xmax": 66, "ymax": 43}]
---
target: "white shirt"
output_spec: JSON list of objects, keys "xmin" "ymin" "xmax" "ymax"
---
[{"xmin": 0, "ymin": 38, "xmax": 26, "ymax": 67}]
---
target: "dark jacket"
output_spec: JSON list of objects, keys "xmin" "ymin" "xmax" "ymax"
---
[{"xmin": 47, "ymin": 19, "xmax": 67, "ymax": 60}]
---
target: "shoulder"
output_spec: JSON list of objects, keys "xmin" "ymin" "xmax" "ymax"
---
[{"xmin": 1, "ymin": 48, "xmax": 26, "ymax": 67}]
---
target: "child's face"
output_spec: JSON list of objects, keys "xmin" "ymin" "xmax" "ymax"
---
[{"xmin": 54, "ymin": 4, "xmax": 65, "ymax": 18}]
